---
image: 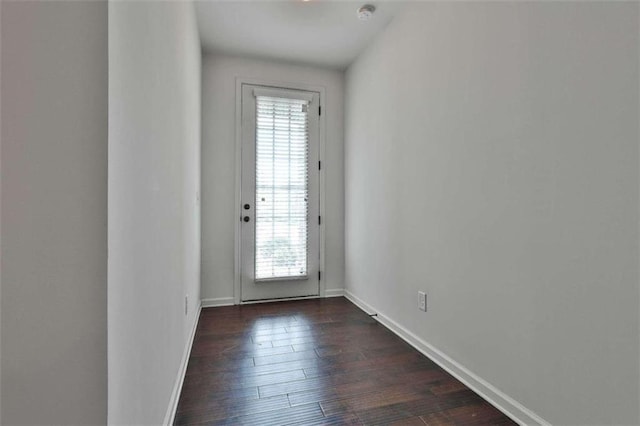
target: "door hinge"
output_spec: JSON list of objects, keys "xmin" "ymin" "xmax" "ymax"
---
[
  {"xmin": 319, "ymin": 216, "xmax": 322, "ymax": 225},
  {"xmin": 318, "ymin": 271, "xmax": 321, "ymax": 281},
  {"xmin": 318, "ymin": 160, "xmax": 322, "ymax": 170},
  {"xmin": 319, "ymin": 105, "xmax": 322, "ymax": 116}
]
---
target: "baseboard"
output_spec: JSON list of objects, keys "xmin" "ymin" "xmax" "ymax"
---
[
  {"xmin": 163, "ymin": 302, "xmax": 202, "ymax": 425},
  {"xmin": 203, "ymin": 292, "xmax": 344, "ymax": 306},
  {"xmin": 344, "ymin": 290, "xmax": 550, "ymax": 426},
  {"xmin": 343, "ymin": 290, "xmax": 377, "ymax": 315},
  {"xmin": 324, "ymin": 288, "xmax": 345, "ymax": 297},
  {"xmin": 201, "ymin": 297, "xmax": 235, "ymax": 308},
  {"xmin": 241, "ymin": 295, "xmax": 320, "ymax": 304}
]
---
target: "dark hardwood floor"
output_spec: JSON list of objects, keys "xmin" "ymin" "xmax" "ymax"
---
[{"xmin": 175, "ymin": 297, "xmax": 516, "ymax": 425}]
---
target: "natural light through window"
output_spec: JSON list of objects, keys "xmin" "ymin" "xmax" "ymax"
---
[{"xmin": 254, "ymin": 95, "xmax": 309, "ymax": 280}]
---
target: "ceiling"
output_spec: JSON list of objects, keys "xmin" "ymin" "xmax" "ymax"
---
[{"xmin": 195, "ymin": 1, "xmax": 404, "ymax": 70}]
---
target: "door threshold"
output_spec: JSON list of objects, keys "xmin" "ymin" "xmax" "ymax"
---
[{"xmin": 240, "ymin": 295, "xmax": 320, "ymax": 305}]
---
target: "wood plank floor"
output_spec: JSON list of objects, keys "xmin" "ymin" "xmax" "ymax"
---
[{"xmin": 175, "ymin": 297, "xmax": 516, "ymax": 425}]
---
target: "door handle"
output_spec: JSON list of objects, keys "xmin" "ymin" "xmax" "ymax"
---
[
  {"xmin": 244, "ymin": 204, "xmax": 250, "ymax": 210},
  {"xmin": 243, "ymin": 216, "xmax": 250, "ymax": 222}
]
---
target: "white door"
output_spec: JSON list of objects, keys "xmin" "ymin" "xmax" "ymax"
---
[{"xmin": 240, "ymin": 84, "xmax": 320, "ymax": 302}]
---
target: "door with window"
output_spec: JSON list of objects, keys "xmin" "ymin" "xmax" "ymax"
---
[{"xmin": 240, "ymin": 84, "xmax": 320, "ymax": 301}]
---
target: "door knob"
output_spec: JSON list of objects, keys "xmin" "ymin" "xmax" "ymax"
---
[
  {"xmin": 244, "ymin": 204, "xmax": 250, "ymax": 210},
  {"xmin": 243, "ymin": 216, "xmax": 250, "ymax": 222}
]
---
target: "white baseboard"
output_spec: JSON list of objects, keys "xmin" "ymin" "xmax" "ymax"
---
[
  {"xmin": 203, "ymin": 292, "xmax": 344, "ymax": 306},
  {"xmin": 344, "ymin": 290, "xmax": 550, "ymax": 426},
  {"xmin": 242, "ymin": 295, "xmax": 320, "ymax": 304},
  {"xmin": 324, "ymin": 288, "xmax": 345, "ymax": 297},
  {"xmin": 201, "ymin": 297, "xmax": 235, "ymax": 308},
  {"xmin": 163, "ymin": 302, "xmax": 202, "ymax": 426}
]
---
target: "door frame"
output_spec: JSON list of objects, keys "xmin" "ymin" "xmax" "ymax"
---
[{"xmin": 234, "ymin": 77, "xmax": 327, "ymax": 304}]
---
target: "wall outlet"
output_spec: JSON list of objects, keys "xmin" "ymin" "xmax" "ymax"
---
[
  {"xmin": 418, "ymin": 291, "xmax": 427, "ymax": 312},
  {"xmin": 185, "ymin": 295, "xmax": 188, "ymax": 315}
]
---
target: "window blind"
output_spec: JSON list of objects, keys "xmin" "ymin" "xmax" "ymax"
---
[{"xmin": 254, "ymin": 95, "xmax": 309, "ymax": 281}]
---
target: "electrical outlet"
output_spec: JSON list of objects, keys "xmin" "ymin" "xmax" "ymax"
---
[
  {"xmin": 418, "ymin": 291, "xmax": 427, "ymax": 312},
  {"xmin": 185, "ymin": 295, "xmax": 188, "ymax": 315}
]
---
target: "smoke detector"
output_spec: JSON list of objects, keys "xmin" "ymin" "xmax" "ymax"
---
[{"xmin": 357, "ymin": 4, "xmax": 376, "ymax": 21}]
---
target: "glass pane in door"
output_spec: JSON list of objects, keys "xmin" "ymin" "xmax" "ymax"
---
[{"xmin": 254, "ymin": 95, "xmax": 309, "ymax": 280}]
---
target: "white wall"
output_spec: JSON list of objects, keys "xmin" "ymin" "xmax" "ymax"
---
[
  {"xmin": 0, "ymin": 1, "xmax": 3, "ymax": 418},
  {"xmin": 108, "ymin": 1, "xmax": 201, "ymax": 424},
  {"xmin": 345, "ymin": 2, "xmax": 639, "ymax": 425},
  {"xmin": 201, "ymin": 54, "xmax": 344, "ymax": 303},
  {"xmin": 1, "ymin": 1, "xmax": 108, "ymax": 424}
]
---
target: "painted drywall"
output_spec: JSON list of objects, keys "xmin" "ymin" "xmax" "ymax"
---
[
  {"xmin": 345, "ymin": 2, "xmax": 639, "ymax": 425},
  {"xmin": 108, "ymin": 1, "xmax": 201, "ymax": 424},
  {"xmin": 1, "ymin": 1, "xmax": 3, "ymax": 420},
  {"xmin": 201, "ymin": 54, "xmax": 345, "ymax": 303},
  {"xmin": 1, "ymin": 1, "xmax": 108, "ymax": 424}
]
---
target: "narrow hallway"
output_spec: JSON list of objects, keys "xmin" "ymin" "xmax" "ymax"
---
[{"xmin": 175, "ymin": 298, "xmax": 515, "ymax": 425}]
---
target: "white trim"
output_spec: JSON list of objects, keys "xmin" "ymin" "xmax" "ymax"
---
[
  {"xmin": 163, "ymin": 302, "xmax": 202, "ymax": 425},
  {"xmin": 324, "ymin": 288, "xmax": 345, "ymax": 298},
  {"xmin": 202, "ymin": 291, "xmax": 343, "ymax": 307},
  {"xmin": 344, "ymin": 290, "xmax": 550, "ymax": 426},
  {"xmin": 343, "ymin": 290, "xmax": 377, "ymax": 315},
  {"xmin": 234, "ymin": 77, "xmax": 327, "ymax": 303},
  {"xmin": 241, "ymin": 295, "xmax": 319, "ymax": 305},
  {"xmin": 318, "ymin": 90, "xmax": 326, "ymax": 298},
  {"xmin": 253, "ymin": 87, "xmax": 314, "ymax": 102},
  {"xmin": 234, "ymin": 80, "xmax": 243, "ymax": 305},
  {"xmin": 201, "ymin": 297, "xmax": 235, "ymax": 308}
]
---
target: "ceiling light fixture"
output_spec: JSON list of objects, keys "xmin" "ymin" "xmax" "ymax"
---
[{"xmin": 357, "ymin": 4, "xmax": 376, "ymax": 21}]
